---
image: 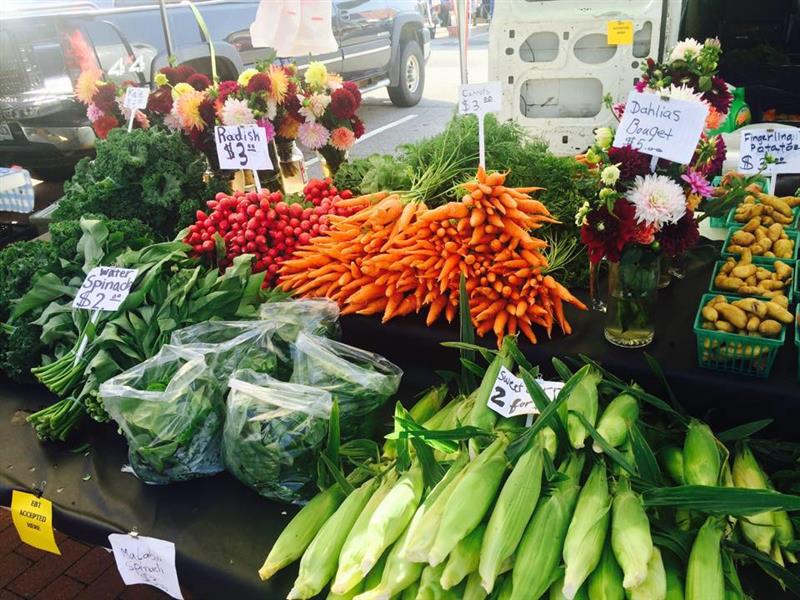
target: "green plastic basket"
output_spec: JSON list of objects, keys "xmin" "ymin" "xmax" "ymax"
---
[
  {"xmin": 694, "ymin": 293, "xmax": 786, "ymax": 378},
  {"xmin": 721, "ymin": 227, "xmax": 799, "ymax": 265},
  {"xmin": 708, "ymin": 260, "xmax": 795, "ymax": 305},
  {"xmin": 796, "ymin": 305, "xmax": 800, "ymax": 382},
  {"xmin": 707, "ymin": 175, "xmax": 769, "ymax": 228}
]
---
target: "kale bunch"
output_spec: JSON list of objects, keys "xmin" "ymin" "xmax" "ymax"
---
[
  {"xmin": 0, "ymin": 240, "xmax": 58, "ymax": 320},
  {"xmin": 53, "ymin": 128, "xmax": 218, "ymax": 238}
]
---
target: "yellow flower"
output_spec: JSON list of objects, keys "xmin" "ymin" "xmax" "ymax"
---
[
  {"xmin": 175, "ymin": 89, "xmax": 206, "ymax": 131},
  {"xmin": 171, "ymin": 82, "xmax": 194, "ymax": 99},
  {"xmin": 238, "ymin": 68, "xmax": 259, "ymax": 87},
  {"xmin": 326, "ymin": 72, "xmax": 343, "ymax": 90},
  {"xmin": 154, "ymin": 72, "xmax": 169, "ymax": 87},
  {"xmin": 75, "ymin": 68, "xmax": 102, "ymax": 105},
  {"xmin": 267, "ymin": 65, "xmax": 289, "ymax": 104},
  {"xmin": 304, "ymin": 62, "xmax": 328, "ymax": 90}
]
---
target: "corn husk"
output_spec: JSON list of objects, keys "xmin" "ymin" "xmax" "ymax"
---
[
  {"xmin": 685, "ymin": 517, "xmax": 725, "ymax": 600},
  {"xmin": 290, "ymin": 478, "xmax": 379, "ymax": 599},
  {"xmin": 259, "ymin": 484, "xmax": 347, "ymax": 580},
  {"xmin": 401, "ymin": 581, "xmax": 420, "ymax": 600},
  {"xmin": 441, "ymin": 523, "xmax": 485, "ymax": 590},
  {"xmin": 428, "ymin": 435, "xmax": 509, "ymax": 566},
  {"xmin": 401, "ymin": 455, "xmax": 469, "ymax": 561},
  {"xmin": 509, "ymin": 456, "xmax": 582, "ymax": 600},
  {"xmin": 417, "ymin": 563, "xmax": 448, "ymax": 600},
  {"xmin": 550, "ymin": 572, "xmax": 588, "ymax": 600},
  {"xmin": 479, "ymin": 442, "xmax": 544, "ymax": 593},
  {"xmin": 496, "ymin": 575, "xmax": 514, "ymax": 600},
  {"xmin": 660, "ymin": 447, "xmax": 685, "ymax": 485},
  {"xmin": 332, "ymin": 475, "xmax": 397, "ymax": 594},
  {"xmin": 354, "ymin": 526, "xmax": 424, "ymax": 600},
  {"xmin": 587, "ymin": 539, "xmax": 624, "ymax": 600},
  {"xmin": 732, "ymin": 445, "xmax": 775, "ymax": 555},
  {"xmin": 463, "ymin": 571, "xmax": 488, "ymax": 600},
  {"xmin": 593, "ymin": 392, "xmax": 638, "ymax": 453},
  {"xmin": 565, "ymin": 365, "xmax": 602, "ymax": 450},
  {"xmin": 538, "ymin": 426, "xmax": 559, "ymax": 460},
  {"xmin": 611, "ymin": 483, "xmax": 653, "ymax": 590},
  {"xmin": 683, "ymin": 420, "xmax": 721, "ymax": 486},
  {"xmin": 562, "ymin": 462, "xmax": 611, "ymax": 599},
  {"xmin": 627, "ymin": 546, "xmax": 666, "ymax": 600},
  {"xmin": 359, "ymin": 464, "xmax": 425, "ymax": 573},
  {"xmin": 384, "ymin": 385, "xmax": 447, "ymax": 458},
  {"xmin": 663, "ymin": 555, "xmax": 684, "ymax": 600}
]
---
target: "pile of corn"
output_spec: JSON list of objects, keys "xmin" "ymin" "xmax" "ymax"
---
[{"xmin": 258, "ymin": 351, "xmax": 799, "ymax": 600}]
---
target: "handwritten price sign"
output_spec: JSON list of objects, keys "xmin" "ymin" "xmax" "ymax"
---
[
  {"xmin": 738, "ymin": 128, "xmax": 800, "ymax": 175},
  {"xmin": 214, "ymin": 125, "xmax": 273, "ymax": 171},
  {"xmin": 72, "ymin": 267, "xmax": 138, "ymax": 312},
  {"xmin": 123, "ymin": 87, "xmax": 150, "ymax": 111},
  {"xmin": 109, "ymin": 534, "xmax": 183, "ymax": 599},
  {"xmin": 613, "ymin": 91, "xmax": 708, "ymax": 164},
  {"xmin": 458, "ymin": 81, "xmax": 502, "ymax": 116}
]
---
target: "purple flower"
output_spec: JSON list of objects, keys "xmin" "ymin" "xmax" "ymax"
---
[
  {"xmin": 681, "ymin": 169, "xmax": 714, "ymax": 198},
  {"xmin": 257, "ymin": 118, "xmax": 275, "ymax": 143}
]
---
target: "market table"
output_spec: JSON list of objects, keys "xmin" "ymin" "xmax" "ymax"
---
[{"xmin": 1, "ymin": 254, "xmax": 797, "ymax": 600}]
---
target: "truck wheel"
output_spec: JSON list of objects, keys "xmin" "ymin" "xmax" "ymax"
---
[{"xmin": 388, "ymin": 40, "xmax": 425, "ymax": 107}]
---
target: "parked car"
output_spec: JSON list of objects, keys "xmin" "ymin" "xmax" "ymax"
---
[{"xmin": 0, "ymin": 0, "xmax": 432, "ymax": 180}]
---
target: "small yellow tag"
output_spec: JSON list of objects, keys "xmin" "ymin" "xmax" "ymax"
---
[
  {"xmin": 11, "ymin": 490, "xmax": 61, "ymax": 555},
  {"xmin": 607, "ymin": 20, "xmax": 634, "ymax": 45}
]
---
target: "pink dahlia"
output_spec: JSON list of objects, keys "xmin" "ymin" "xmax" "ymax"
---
[{"xmin": 297, "ymin": 121, "xmax": 330, "ymax": 150}]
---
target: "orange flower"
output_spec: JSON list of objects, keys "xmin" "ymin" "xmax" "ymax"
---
[
  {"xmin": 267, "ymin": 65, "xmax": 289, "ymax": 104},
  {"xmin": 278, "ymin": 115, "xmax": 301, "ymax": 139},
  {"xmin": 75, "ymin": 68, "xmax": 102, "ymax": 105},
  {"xmin": 174, "ymin": 89, "xmax": 207, "ymax": 131}
]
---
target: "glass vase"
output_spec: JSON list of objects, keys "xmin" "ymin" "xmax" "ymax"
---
[
  {"xmin": 604, "ymin": 247, "xmax": 659, "ymax": 348},
  {"xmin": 658, "ymin": 254, "xmax": 672, "ymax": 289},
  {"xmin": 276, "ymin": 140, "xmax": 307, "ymax": 194},
  {"xmin": 317, "ymin": 146, "xmax": 348, "ymax": 178},
  {"xmin": 589, "ymin": 258, "xmax": 606, "ymax": 312}
]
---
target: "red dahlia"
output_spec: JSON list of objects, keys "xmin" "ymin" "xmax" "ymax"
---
[
  {"xmin": 187, "ymin": 73, "xmax": 211, "ymax": 91},
  {"xmin": 146, "ymin": 87, "xmax": 173, "ymax": 114},
  {"xmin": 580, "ymin": 199, "xmax": 637, "ymax": 264},
  {"xmin": 658, "ymin": 211, "xmax": 700, "ymax": 257},
  {"xmin": 330, "ymin": 88, "xmax": 357, "ymax": 120},
  {"xmin": 92, "ymin": 83, "xmax": 117, "ymax": 113},
  {"xmin": 92, "ymin": 114, "xmax": 119, "ymax": 139},
  {"xmin": 342, "ymin": 81, "xmax": 362, "ymax": 106},
  {"xmin": 246, "ymin": 73, "xmax": 271, "ymax": 94},
  {"xmin": 607, "ymin": 145, "xmax": 651, "ymax": 182}
]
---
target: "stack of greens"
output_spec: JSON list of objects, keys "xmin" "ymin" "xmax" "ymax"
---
[{"xmin": 334, "ymin": 115, "xmax": 597, "ymax": 286}]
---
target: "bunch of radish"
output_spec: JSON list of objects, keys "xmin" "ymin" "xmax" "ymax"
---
[{"xmin": 184, "ymin": 179, "xmax": 357, "ymax": 287}]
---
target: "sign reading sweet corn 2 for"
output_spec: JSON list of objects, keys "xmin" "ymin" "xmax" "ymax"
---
[
  {"xmin": 10, "ymin": 490, "xmax": 61, "ymax": 554},
  {"xmin": 488, "ymin": 366, "xmax": 539, "ymax": 418},
  {"xmin": 607, "ymin": 20, "xmax": 634, "ymax": 45}
]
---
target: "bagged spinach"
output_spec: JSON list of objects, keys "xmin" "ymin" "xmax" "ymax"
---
[
  {"xmin": 257, "ymin": 297, "xmax": 341, "ymax": 341},
  {"xmin": 290, "ymin": 332, "xmax": 402, "ymax": 439},
  {"xmin": 223, "ymin": 369, "xmax": 332, "ymax": 503},
  {"xmin": 99, "ymin": 345, "xmax": 225, "ymax": 484}
]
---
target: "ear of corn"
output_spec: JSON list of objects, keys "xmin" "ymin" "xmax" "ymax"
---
[
  {"xmin": 565, "ymin": 365, "xmax": 602, "ymax": 450},
  {"xmin": 772, "ymin": 508, "xmax": 797, "ymax": 564},
  {"xmin": 479, "ymin": 442, "xmax": 544, "ymax": 593},
  {"xmin": 361, "ymin": 551, "xmax": 388, "ymax": 593},
  {"xmin": 509, "ymin": 461, "xmax": 582, "ymax": 600},
  {"xmin": 327, "ymin": 583, "xmax": 363, "ymax": 600},
  {"xmin": 537, "ymin": 426, "xmax": 558, "ymax": 460},
  {"xmin": 468, "ymin": 340, "xmax": 514, "ymax": 433},
  {"xmin": 428, "ymin": 435, "xmax": 509, "ymax": 566},
  {"xmin": 562, "ymin": 461, "xmax": 611, "ymax": 599},
  {"xmin": 685, "ymin": 516, "xmax": 725, "ymax": 600},
  {"xmin": 732, "ymin": 445, "xmax": 775, "ymax": 554},
  {"xmin": 384, "ymin": 386, "xmax": 447, "ymax": 458},
  {"xmin": 663, "ymin": 554, "xmax": 684, "ymax": 600},
  {"xmin": 353, "ymin": 525, "xmax": 424, "ymax": 600},
  {"xmin": 587, "ymin": 539, "xmax": 624, "ymax": 600},
  {"xmin": 550, "ymin": 572, "xmax": 588, "ymax": 600},
  {"xmin": 660, "ymin": 447, "xmax": 685, "ymax": 485},
  {"xmin": 258, "ymin": 483, "xmax": 347, "ymax": 580},
  {"xmin": 441, "ymin": 523, "xmax": 485, "ymax": 590},
  {"xmin": 359, "ymin": 463, "xmax": 425, "ymax": 573},
  {"xmin": 628, "ymin": 546, "xmax": 667, "ymax": 600},
  {"xmin": 289, "ymin": 478, "xmax": 379, "ymax": 599},
  {"xmin": 401, "ymin": 455, "xmax": 469, "ymax": 562},
  {"xmin": 611, "ymin": 483, "xmax": 653, "ymax": 590},
  {"xmin": 593, "ymin": 393, "xmax": 638, "ymax": 453},
  {"xmin": 496, "ymin": 575, "xmax": 514, "ymax": 600},
  {"xmin": 683, "ymin": 420, "xmax": 721, "ymax": 486},
  {"xmin": 332, "ymin": 475, "xmax": 397, "ymax": 594},
  {"xmin": 463, "ymin": 571, "xmax": 488, "ymax": 600},
  {"xmin": 416, "ymin": 563, "xmax": 448, "ymax": 600},
  {"xmin": 400, "ymin": 581, "xmax": 419, "ymax": 600}
]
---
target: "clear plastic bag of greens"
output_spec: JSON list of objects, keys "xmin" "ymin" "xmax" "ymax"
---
[
  {"xmin": 223, "ymin": 368, "xmax": 332, "ymax": 503},
  {"xmin": 99, "ymin": 345, "xmax": 225, "ymax": 485},
  {"xmin": 257, "ymin": 298, "xmax": 341, "ymax": 340},
  {"xmin": 290, "ymin": 332, "xmax": 402, "ymax": 439},
  {"xmin": 169, "ymin": 320, "xmax": 291, "ymax": 380}
]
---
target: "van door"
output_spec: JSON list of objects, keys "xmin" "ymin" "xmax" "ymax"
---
[{"xmin": 336, "ymin": 0, "xmax": 392, "ymax": 82}]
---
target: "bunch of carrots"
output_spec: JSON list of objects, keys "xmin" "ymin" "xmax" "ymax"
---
[{"xmin": 279, "ymin": 168, "xmax": 586, "ymax": 345}]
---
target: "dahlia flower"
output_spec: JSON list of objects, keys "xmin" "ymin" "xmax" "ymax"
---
[{"xmin": 626, "ymin": 174, "xmax": 687, "ymax": 228}]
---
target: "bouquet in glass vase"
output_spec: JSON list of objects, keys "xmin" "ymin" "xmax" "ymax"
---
[
  {"xmin": 576, "ymin": 37, "xmax": 736, "ymax": 346},
  {"xmin": 295, "ymin": 61, "xmax": 365, "ymax": 175}
]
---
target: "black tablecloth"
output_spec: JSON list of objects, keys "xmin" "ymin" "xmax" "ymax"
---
[{"xmin": 1, "ymin": 257, "xmax": 798, "ymax": 600}]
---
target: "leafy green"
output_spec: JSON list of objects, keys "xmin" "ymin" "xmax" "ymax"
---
[
  {"xmin": 49, "ymin": 215, "xmax": 155, "ymax": 262},
  {"xmin": 358, "ymin": 154, "xmax": 413, "ymax": 195},
  {"xmin": 0, "ymin": 240, "xmax": 58, "ymax": 321},
  {"xmin": 333, "ymin": 157, "xmax": 373, "ymax": 195},
  {"xmin": 52, "ymin": 128, "xmax": 219, "ymax": 238}
]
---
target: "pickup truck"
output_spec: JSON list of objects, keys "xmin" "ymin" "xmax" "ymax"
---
[{"xmin": 0, "ymin": 0, "xmax": 432, "ymax": 180}]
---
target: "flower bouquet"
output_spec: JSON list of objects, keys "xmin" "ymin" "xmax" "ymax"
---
[
  {"xmin": 577, "ymin": 38, "xmax": 734, "ymax": 347},
  {"xmin": 295, "ymin": 61, "xmax": 365, "ymax": 175},
  {"xmin": 74, "ymin": 69, "xmax": 151, "ymax": 139}
]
